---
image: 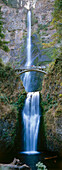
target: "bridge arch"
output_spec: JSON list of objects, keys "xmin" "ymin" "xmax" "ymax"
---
[{"xmin": 15, "ymin": 68, "xmax": 47, "ymax": 75}]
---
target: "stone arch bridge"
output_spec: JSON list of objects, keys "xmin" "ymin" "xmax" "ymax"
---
[{"xmin": 15, "ymin": 66, "xmax": 47, "ymax": 75}]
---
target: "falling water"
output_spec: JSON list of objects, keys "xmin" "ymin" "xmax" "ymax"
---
[
  {"xmin": 22, "ymin": 11, "xmax": 40, "ymax": 154},
  {"xmin": 22, "ymin": 92, "xmax": 40, "ymax": 153},
  {"xmin": 27, "ymin": 11, "xmax": 31, "ymax": 66},
  {"xmin": 23, "ymin": 11, "xmax": 31, "ymax": 92}
]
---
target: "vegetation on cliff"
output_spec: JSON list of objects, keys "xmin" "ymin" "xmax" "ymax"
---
[
  {"xmin": 42, "ymin": 0, "xmax": 62, "ymax": 58},
  {"xmin": 42, "ymin": 54, "xmax": 62, "ymax": 155},
  {"xmin": 42, "ymin": 54, "xmax": 62, "ymax": 114},
  {"xmin": 52, "ymin": 0, "xmax": 62, "ymax": 41},
  {"xmin": 41, "ymin": 0, "xmax": 62, "ymax": 155},
  {"xmin": 0, "ymin": 60, "xmax": 26, "ymax": 156},
  {"xmin": 0, "ymin": 6, "xmax": 9, "ymax": 52}
]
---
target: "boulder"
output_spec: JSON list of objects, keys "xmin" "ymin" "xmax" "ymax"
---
[{"xmin": 0, "ymin": 158, "xmax": 31, "ymax": 170}]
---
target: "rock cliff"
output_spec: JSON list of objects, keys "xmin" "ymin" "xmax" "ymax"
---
[
  {"xmin": 0, "ymin": 60, "xmax": 26, "ymax": 161},
  {"xmin": 0, "ymin": 0, "xmax": 55, "ymax": 91},
  {"xmin": 41, "ymin": 54, "xmax": 62, "ymax": 156},
  {"xmin": 0, "ymin": 0, "xmax": 55, "ymax": 67},
  {"xmin": 0, "ymin": 0, "xmax": 26, "ymax": 66}
]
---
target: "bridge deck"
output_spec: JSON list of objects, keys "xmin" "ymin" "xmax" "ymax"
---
[
  {"xmin": 15, "ymin": 67, "xmax": 47, "ymax": 74},
  {"xmin": 15, "ymin": 66, "xmax": 46, "ymax": 70}
]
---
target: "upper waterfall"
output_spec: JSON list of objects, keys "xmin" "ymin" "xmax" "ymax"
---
[
  {"xmin": 22, "ymin": 10, "xmax": 31, "ymax": 92},
  {"xmin": 27, "ymin": 11, "xmax": 31, "ymax": 66}
]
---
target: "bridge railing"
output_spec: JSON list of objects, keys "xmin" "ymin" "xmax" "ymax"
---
[{"xmin": 15, "ymin": 65, "xmax": 46, "ymax": 70}]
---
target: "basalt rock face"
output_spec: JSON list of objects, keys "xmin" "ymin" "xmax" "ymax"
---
[
  {"xmin": 31, "ymin": 0, "xmax": 55, "ymax": 63},
  {"xmin": 0, "ymin": 0, "xmax": 55, "ymax": 67},
  {"xmin": 0, "ymin": 0, "xmax": 27, "ymax": 67},
  {"xmin": 41, "ymin": 55, "xmax": 62, "ymax": 156}
]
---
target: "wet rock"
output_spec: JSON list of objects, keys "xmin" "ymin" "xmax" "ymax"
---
[{"xmin": 0, "ymin": 158, "xmax": 31, "ymax": 169}]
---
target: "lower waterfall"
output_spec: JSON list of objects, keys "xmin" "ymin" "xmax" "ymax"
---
[{"xmin": 22, "ymin": 92, "xmax": 40, "ymax": 153}]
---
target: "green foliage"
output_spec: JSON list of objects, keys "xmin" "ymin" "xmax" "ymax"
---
[
  {"xmin": 37, "ymin": 23, "xmax": 50, "ymax": 33},
  {"xmin": 42, "ymin": 15, "xmax": 46, "ymax": 20},
  {"xmin": 17, "ymin": 91, "xmax": 26, "ymax": 111},
  {"xmin": 2, "ymin": 0, "xmax": 8, "ymax": 5},
  {"xmin": 0, "ymin": 95, "xmax": 9, "ymax": 104},
  {"xmin": 0, "ymin": 6, "xmax": 10, "ymax": 52},
  {"xmin": 0, "ymin": 61, "xmax": 13, "ymax": 79},
  {"xmin": 59, "ymin": 94, "xmax": 62, "ymax": 98},
  {"xmin": 0, "ymin": 62, "xmax": 6, "ymax": 78},
  {"xmin": 42, "ymin": 53, "xmax": 62, "ymax": 116},
  {"xmin": 31, "ymin": 11, "xmax": 38, "ymax": 26},
  {"xmin": 0, "ymin": 57, "xmax": 3, "ymax": 63},
  {"xmin": 0, "ymin": 39, "xmax": 2, "ymax": 46},
  {"xmin": 42, "ymin": 47, "xmax": 54, "ymax": 59},
  {"xmin": 51, "ymin": 48, "xmax": 58, "ymax": 59},
  {"xmin": 55, "ymin": 105, "xmax": 62, "ymax": 116},
  {"xmin": 2, "ymin": 131, "xmax": 8, "ymax": 139},
  {"xmin": 0, "ymin": 33, "xmax": 5, "ymax": 38},
  {"xmin": 3, "ymin": 44, "xmax": 10, "ymax": 52},
  {"xmin": 36, "ymin": 162, "xmax": 47, "ymax": 170},
  {"xmin": 51, "ymin": 0, "xmax": 62, "ymax": 43},
  {"xmin": 41, "ymin": 0, "xmax": 62, "ymax": 58},
  {"xmin": 0, "ymin": 61, "xmax": 26, "ymax": 152},
  {"xmin": 0, "ymin": 20, "xmax": 3, "ymax": 25}
]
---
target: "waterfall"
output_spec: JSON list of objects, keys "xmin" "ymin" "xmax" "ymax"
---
[
  {"xmin": 23, "ymin": 10, "xmax": 31, "ymax": 92},
  {"xmin": 22, "ymin": 92, "xmax": 40, "ymax": 153},
  {"xmin": 27, "ymin": 11, "xmax": 31, "ymax": 66},
  {"xmin": 21, "ymin": 11, "xmax": 40, "ymax": 154}
]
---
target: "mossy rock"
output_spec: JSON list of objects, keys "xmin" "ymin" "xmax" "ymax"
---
[
  {"xmin": 41, "ymin": 54, "xmax": 62, "ymax": 155},
  {"xmin": 0, "ymin": 61, "xmax": 26, "ymax": 158}
]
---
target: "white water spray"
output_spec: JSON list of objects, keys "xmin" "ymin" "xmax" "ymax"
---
[{"xmin": 22, "ymin": 92, "xmax": 40, "ymax": 152}]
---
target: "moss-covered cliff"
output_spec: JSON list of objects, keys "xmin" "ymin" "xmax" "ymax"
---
[
  {"xmin": 0, "ymin": 60, "xmax": 26, "ymax": 161},
  {"xmin": 41, "ymin": 54, "xmax": 62, "ymax": 156}
]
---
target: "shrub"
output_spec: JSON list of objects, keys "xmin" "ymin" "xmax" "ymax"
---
[
  {"xmin": 36, "ymin": 162, "xmax": 47, "ymax": 170},
  {"xmin": 59, "ymin": 94, "xmax": 62, "ymax": 98},
  {"xmin": 0, "ymin": 6, "xmax": 10, "ymax": 52},
  {"xmin": 0, "ymin": 33, "xmax": 5, "ymax": 38},
  {"xmin": 0, "ymin": 95, "xmax": 9, "ymax": 104},
  {"xmin": 3, "ymin": 45, "xmax": 10, "ymax": 52},
  {"xmin": 2, "ymin": 0, "xmax": 8, "ymax": 5}
]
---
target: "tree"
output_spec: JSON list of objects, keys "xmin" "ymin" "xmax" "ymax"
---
[{"xmin": 0, "ymin": 6, "xmax": 10, "ymax": 52}]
